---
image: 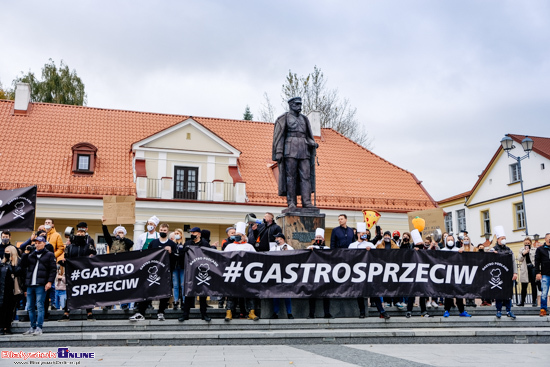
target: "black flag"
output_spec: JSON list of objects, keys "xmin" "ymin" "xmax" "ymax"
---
[{"xmin": 0, "ymin": 186, "xmax": 37, "ymax": 231}]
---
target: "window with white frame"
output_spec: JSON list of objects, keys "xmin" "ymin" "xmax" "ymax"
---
[
  {"xmin": 509, "ymin": 163, "xmax": 521, "ymax": 183},
  {"xmin": 444, "ymin": 212, "xmax": 453, "ymax": 233},
  {"xmin": 482, "ymin": 210, "xmax": 491, "ymax": 235},
  {"xmin": 515, "ymin": 203, "xmax": 525, "ymax": 229},
  {"xmin": 457, "ymin": 209, "xmax": 466, "ymax": 232}
]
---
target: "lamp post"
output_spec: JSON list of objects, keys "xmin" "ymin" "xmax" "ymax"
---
[{"xmin": 500, "ymin": 135, "xmax": 534, "ymax": 236}]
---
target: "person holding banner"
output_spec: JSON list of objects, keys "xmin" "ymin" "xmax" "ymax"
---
[
  {"xmin": 307, "ymin": 228, "xmax": 334, "ymax": 319},
  {"xmin": 270, "ymin": 233, "xmax": 294, "ymax": 319},
  {"xmin": 491, "ymin": 226, "xmax": 518, "ymax": 320},
  {"xmin": 330, "ymin": 214, "xmax": 354, "ymax": 249},
  {"xmin": 134, "ymin": 216, "xmax": 160, "ymax": 251},
  {"xmin": 441, "ymin": 234, "xmax": 472, "ymax": 318},
  {"xmin": 59, "ymin": 222, "xmax": 97, "ymax": 321},
  {"xmin": 224, "ymin": 222, "xmax": 259, "ymax": 321},
  {"xmin": 406, "ymin": 230, "xmax": 432, "ymax": 318},
  {"xmin": 20, "ymin": 236, "xmax": 56, "ymax": 336},
  {"xmin": 131, "ymin": 223, "xmax": 176, "ymax": 322},
  {"xmin": 172, "ymin": 228, "xmax": 186, "ymax": 310},
  {"xmin": 352, "ymin": 223, "xmax": 389, "ymax": 319},
  {"xmin": 179, "ymin": 226, "xmax": 213, "ymax": 322}
]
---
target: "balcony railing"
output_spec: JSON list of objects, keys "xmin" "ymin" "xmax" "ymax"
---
[{"xmin": 145, "ymin": 179, "xmax": 237, "ymax": 202}]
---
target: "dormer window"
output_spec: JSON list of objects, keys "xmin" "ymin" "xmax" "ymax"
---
[{"xmin": 72, "ymin": 142, "xmax": 97, "ymax": 174}]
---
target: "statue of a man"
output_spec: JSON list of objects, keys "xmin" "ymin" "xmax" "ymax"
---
[{"xmin": 272, "ymin": 97, "xmax": 318, "ymax": 209}]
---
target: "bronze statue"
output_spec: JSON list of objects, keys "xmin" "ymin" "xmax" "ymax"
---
[{"xmin": 272, "ymin": 97, "xmax": 318, "ymax": 210}]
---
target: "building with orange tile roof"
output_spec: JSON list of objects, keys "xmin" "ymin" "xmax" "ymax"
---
[{"xmin": 1, "ymin": 84, "xmax": 437, "ymax": 247}]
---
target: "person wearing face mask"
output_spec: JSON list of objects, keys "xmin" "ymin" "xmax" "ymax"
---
[
  {"xmin": 399, "ymin": 232, "xmax": 412, "ymax": 250},
  {"xmin": 130, "ymin": 223, "xmax": 176, "ymax": 322},
  {"xmin": 44, "ymin": 219, "xmax": 65, "ymax": 260},
  {"xmin": 376, "ymin": 231, "xmax": 402, "ymax": 309},
  {"xmin": 221, "ymin": 227, "xmax": 236, "ymax": 251},
  {"xmin": 517, "ymin": 237, "xmax": 537, "ymax": 307},
  {"xmin": 534, "ymin": 233, "xmax": 550, "ymax": 317},
  {"xmin": 461, "ymin": 235, "xmax": 477, "ymax": 307},
  {"xmin": 0, "ymin": 230, "xmax": 19, "ymax": 259},
  {"xmin": 178, "ymin": 226, "xmax": 212, "ymax": 322},
  {"xmin": 134, "ymin": 216, "xmax": 160, "ymax": 251},
  {"xmin": 392, "ymin": 231, "xmax": 402, "ymax": 247},
  {"xmin": 58, "ymin": 222, "xmax": 97, "ymax": 321},
  {"xmin": 20, "ymin": 236, "xmax": 56, "ymax": 336},
  {"xmin": 171, "ymin": 228, "xmax": 185, "ymax": 311},
  {"xmin": 352, "ymin": 223, "xmax": 389, "ymax": 319},
  {"xmin": 307, "ymin": 228, "xmax": 335, "ymax": 319},
  {"xmin": 270, "ymin": 233, "xmax": 294, "ymax": 319},
  {"xmin": 490, "ymin": 226, "xmax": 518, "ymax": 320},
  {"xmin": 224, "ymin": 222, "xmax": 259, "ymax": 321},
  {"xmin": 441, "ymin": 234, "xmax": 472, "ymax": 318},
  {"xmin": 405, "ymin": 230, "xmax": 432, "ymax": 318}
]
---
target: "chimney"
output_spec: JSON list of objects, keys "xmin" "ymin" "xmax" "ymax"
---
[
  {"xmin": 307, "ymin": 110, "xmax": 321, "ymax": 137},
  {"xmin": 14, "ymin": 83, "xmax": 31, "ymax": 115}
]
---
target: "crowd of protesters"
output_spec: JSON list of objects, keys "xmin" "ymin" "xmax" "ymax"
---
[{"xmin": 1, "ymin": 214, "xmax": 549, "ymax": 336}]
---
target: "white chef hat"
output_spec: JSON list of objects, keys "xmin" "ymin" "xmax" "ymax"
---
[
  {"xmin": 356, "ymin": 222, "xmax": 367, "ymax": 233},
  {"xmin": 411, "ymin": 229, "xmax": 423, "ymax": 245},
  {"xmin": 148, "ymin": 215, "xmax": 160, "ymax": 226},
  {"xmin": 235, "ymin": 222, "xmax": 247, "ymax": 235},
  {"xmin": 315, "ymin": 228, "xmax": 325, "ymax": 238},
  {"xmin": 113, "ymin": 226, "xmax": 127, "ymax": 236},
  {"xmin": 494, "ymin": 225, "xmax": 506, "ymax": 239}
]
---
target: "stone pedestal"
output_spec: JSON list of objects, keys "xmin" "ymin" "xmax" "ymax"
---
[{"xmin": 276, "ymin": 209, "xmax": 325, "ymax": 249}]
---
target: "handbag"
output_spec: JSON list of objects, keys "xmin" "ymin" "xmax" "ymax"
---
[{"xmin": 12, "ymin": 274, "xmax": 23, "ymax": 295}]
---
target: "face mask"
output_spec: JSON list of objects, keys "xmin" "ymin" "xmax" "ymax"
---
[
  {"xmin": 147, "ymin": 225, "xmax": 155, "ymax": 232},
  {"xmin": 446, "ymin": 241, "xmax": 454, "ymax": 247},
  {"xmin": 463, "ymin": 241, "xmax": 470, "ymax": 245},
  {"xmin": 500, "ymin": 239, "xmax": 507, "ymax": 245},
  {"xmin": 159, "ymin": 232, "xmax": 167, "ymax": 238},
  {"xmin": 44, "ymin": 225, "xmax": 52, "ymax": 230},
  {"xmin": 115, "ymin": 235, "xmax": 122, "ymax": 241},
  {"xmin": 393, "ymin": 236, "xmax": 399, "ymax": 241},
  {"xmin": 403, "ymin": 237, "xmax": 409, "ymax": 242},
  {"xmin": 275, "ymin": 240, "xmax": 281, "ymax": 245},
  {"xmin": 175, "ymin": 235, "xmax": 181, "ymax": 240},
  {"xmin": 234, "ymin": 235, "xmax": 242, "ymax": 242},
  {"xmin": 315, "ymin": 240, "xmax": 323, "ymax": 246},
  {"xmin": 230, "ymin": 235, "xmax": 236, "ymax": 240},
  {"xmin": 1, "ymin": 238, "xmax": 9, "ymax": 244},
  {"xmin": 360, "ymin": 234, "xmax": 368, "ymax": 240},
  {"xmin": 190, "ymin": 234, "xmax": 197, "ymax": 240},
  {"xmin": 384, "ymin": 238, "xmax": 390, "ymax": 243}
]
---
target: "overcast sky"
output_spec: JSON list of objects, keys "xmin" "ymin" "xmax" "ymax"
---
[{"xmin": 2, "ymin": 0, "xmax": 549, "ymax": 201}]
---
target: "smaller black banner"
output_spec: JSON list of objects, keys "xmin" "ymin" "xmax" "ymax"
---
[
  {"xmin": 184, "ymin": 247, "xmax": 514, "ymax": 299},
  {"xmin": 0, "ymin": 186, "xmax": 36, "ymax": 231},
  {"xmin": 66, "ymin": 249, "xmax": 172, "ymax": 309}
]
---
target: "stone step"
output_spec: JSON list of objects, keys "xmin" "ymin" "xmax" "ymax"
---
[
  {"xmin": 2, "ymin": 324, "xmax": 549, "ymax": 347},
  {"xmin": 16, "ymin": 304, "xmax": 543, "ymax": 321}
]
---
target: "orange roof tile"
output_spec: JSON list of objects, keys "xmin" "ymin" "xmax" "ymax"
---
[
  {"xmin": 438, "ymin": 190, "xmax": 472, "ymax": 205},
  {"xmin": 509, "ymin": 134, "xmax": 550, "ymax": 160},
  {"xmin": 0, "ymin": 100, "xmax": 437, "ymax": 212}
]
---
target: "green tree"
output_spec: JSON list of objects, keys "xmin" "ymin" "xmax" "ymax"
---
[
  {"xmin": 243, "ymin": 105, "xmax": 254, "ymax": 120},
  {"xmin": 14, "ymin": 59, "xmax": 87, "ymax": 105},
  {"xmin": 0, "ymin": 80, "xmax": 14, "ymax": 100},
  {"xmin": 260, "ymin": 66, "xmax": 373, "ymax": 149}
]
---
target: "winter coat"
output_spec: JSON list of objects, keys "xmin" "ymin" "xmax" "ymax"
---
[
  {"xmin": 517, "ymin": 246, "xmax": 537, "ymax": 283},
  {"xmin": 248, "ymin": 221, "xmax": 282, "ymax": 252},
  {"xmin": 0, "ymin": 260, "xmax": 22, "ymax": 307},
  {"xmin": 376, "ymin": 240, "xmax": 400, "ymax": 249},
  {"xmin": 46, "ymin": 227, "xmax": 65, "ymax": 258},
  {"xmin": 535, "ymin": 245, "xmax": 550, "ymax": 277},
  {"xmin": 64, "ymin": 235, "xmax": 97, "ymax": 259},
  {"xmin": 20, "ymin": 249, "xmax": 56, "ymax": 287},
  {"xmin": 330, "ymin": 226, "xmax": 355, "ymax": 249}
]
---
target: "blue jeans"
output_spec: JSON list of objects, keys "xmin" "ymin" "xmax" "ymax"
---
[
  {"xmin": 27, "ymin": 285, "xmax": 47, "ymax": 329},
  {"xmin": 496, "ymin": 299, "xmax": 512, "ymax": 312},
  {"xmin": 541, "ymin": 275, "xmax": 550, "ymax": 311},
  {"xmin": 172, "ymin": 267, "xmax": 185, "ymax": 303},
  {"xmin": 273, "ymin": 298, "xmax": 292, "ymax": 314},
  {"xmin": 55, "ymin": 290, "xmax": 67, "ymax": 309},
  {"xmin": 49, "ymin": 282, "xmax": 56, "ymax": 308}
]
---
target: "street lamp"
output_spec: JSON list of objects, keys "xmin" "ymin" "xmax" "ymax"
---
[{"xmin": 500, "ymin": 135, "xmax": 534, "ymax": 235}]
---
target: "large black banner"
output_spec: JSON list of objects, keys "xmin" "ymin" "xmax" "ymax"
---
[
  {"xmin": 66, "ymin": 249, "xmax": 172, "ymax": 309},
  {"xmin": 0, "ymin": 186, "xmax": 36, "ymax": 231},
  {"xmin": 184, "ymin": 247, "xmax": 514, "ymax": 299}
]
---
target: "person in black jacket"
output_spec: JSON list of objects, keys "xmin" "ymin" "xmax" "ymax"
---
[
  {"xmin": 491, "ymin": 226, "xmax": 518, "ymax": 320},
  {"xmin": 179, "ymin": 226, "xmax": 212, "ymax": 322},
  {"xmin": 20, "ymin": 236, "xmax": 56, "ymax": 336},
  {"xmin": 248, "ymin": 213, "xmax": 282, "ymax": 252},
  {"xmin": 101, "ymin": 216, "xmax": 133, "ymax": 254},
  {"xmin": 58, "ymin": 222, "xmax": 97, "ymax": 321},
  {"xmin": 1, "ymin": 230, "xmax": 20, "ymax": 258},
  {"xmin": 535, "ymin": 233, "xmax": 550, "ymax": 317},
  {"xmin": 330, "ymin": 214, "xmax": 354, "ymax": 249},
  {"xmin": 0, "ymin": 245, "xmax": 22, "ymax": 335},
  {"xmin": 130, "ymin": 223, "xmax": 175, "ymax": 322}
]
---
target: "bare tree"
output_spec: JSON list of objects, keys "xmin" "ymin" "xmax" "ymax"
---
[
  {"xmin": 258, "ymin": 92, "xmax": 275, "ymax": 122},
  {"xmin": 260, "ymin": 66, "xmax": 373, "ymax": 148}
]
